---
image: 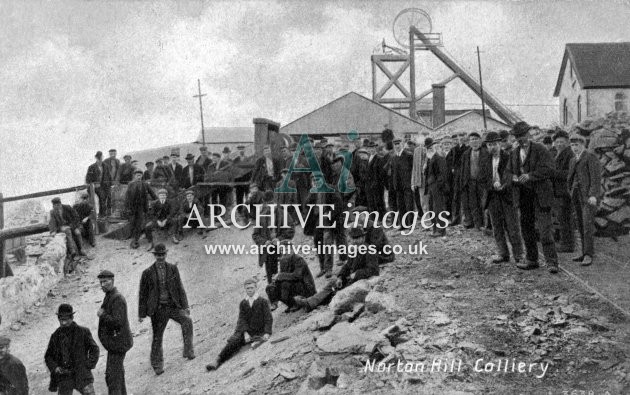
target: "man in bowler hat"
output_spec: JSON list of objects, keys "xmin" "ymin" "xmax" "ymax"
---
[
  {"xmin": 507, "ymin": 121, "xmax": 559, "ymax": 273},
  {"xmin": 45, "ymin": 304, "xmax": 100, "ymax": 395},
  {"xmin": 138, "ymin": 244, "xmax": 195, "ymax": 375},
  {"xmin": 97, "ymin": 270, "xmax": 132, "ymax": 395},
  {"xmin": 0, "ymin": 336, "xmax": 28, "ymax": 395}
]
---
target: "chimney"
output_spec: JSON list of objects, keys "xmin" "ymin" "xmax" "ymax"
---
[
  {"xmin": 432, "ymin": 83, "xmax": 446, "ymax": 128},
  {"xmin": 253, "ymin": 118, "xmax": 281, "ymax": 157}
]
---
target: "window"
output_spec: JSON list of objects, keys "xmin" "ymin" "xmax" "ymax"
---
[
  {"xmin": 563, "ymin": 98, "xmax": 568, "ymax": 125},
  {"xmin": 577, "ymin": 95, "xmax": 582, "ymax": 122},
  {"xmin": 615, "ymin": 92, "xmax": 628, "ymax": 112}
]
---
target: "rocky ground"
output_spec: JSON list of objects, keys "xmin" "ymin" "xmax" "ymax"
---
[{"xmin": 1, "ymin": 224, "xmax": 629, "ymax": 394}]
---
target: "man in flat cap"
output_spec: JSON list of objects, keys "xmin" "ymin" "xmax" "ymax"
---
[
  {"xmin": 0, "ymin": 336, "xmax": 28, "ymax": 395},
  {"xmin": 73, "ymin": 191, "xmax": 96, "ymax": 248},
  {"xmin": 450, "ymin": 132, "xmax": 469, "ymax": 225},
  {"xmin": 252, "ymin": 145, "xmax": 281, "ymax": 191},
  {"xmin": 49, "ymin": 197, "xmax": 86, "ymax": 261},
  {"xmin": 152, "ymin": 156, "xmax": 172, "ymax": 183},
  {"xmin": 391, "ymin": 138, "xmax": 414, "ymax": 228},
  {"xmin": 125, "ymin": 170, "xmax": 157, "ymax": 249},
  {"xmin": 568, "ymin": 134, "xmax": 601, "ymax": 266},
  {"xmin": 479, "ymin": 132, "xmax": 524, "ymax": 263},
  {"xmin": 139, "ymin": 244, "xmax": 195, "ymax": 375},
  {"xmin": 119, "ymin": 155, "xmax": 134, "ymax": 185},
  {"xmin": 294, "ymin": 226, "xmax": 379, "ymax": 311},
  {"xmin": 206, "ymin": 278, "xmax": 272, "ymax": 371},
  {"xmin": 177, "ymin": 188, "xmax": 204, "ymax": 238},
  {"xmin": 45, "ymin": 304, "xmax": 100, "ymax": 395},
  {"xmin": 195, "ymin": 146, "xmax": 212, "ymax": 174},
  {"xmin": 103, "ymin": 149, "xmax": 122, "ymax": 215},
  {"xmin": 266, "ymin": 240, "xmax": 316, "ymax": 313},
  {"xmin": 460, "ymin": 131, "xmax": 488, "ymax": 230},
  {"xmin": 551, "ymin": 130, "xmax": 575, "ymax": 253},
  {"xmin": 147, "ymin": 188, "xmax": 180, "ymax": 246},
  {"xmin": 85, "ymin": 151, "xmax": 111, "ymax": 218},
  {"xmin": 181, "ymin": 153, "xmax": 205, "ymax": 190},
  {"xmin": 97, "ymin": 270, "xmax": 132, "ymax": 395},
  {"xmin": 424, "ymin": 138, "xmax": 449, "ymax": 237},
  {"xmin": 507, "ymin": 121, "xmax": 559, "ymax": 273}
]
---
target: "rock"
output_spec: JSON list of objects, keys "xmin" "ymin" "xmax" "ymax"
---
[
  {"xmin": 9, "ymin": 323, "xmax": 20, "ymax": 331},
  {"xmin": 329, "ymin": 280, "xmax": 370, "ymax": 314},
  {"xmin": 427, "ymin": 311, "xmax": 451, "ymax": 326},
  {"xmin": 365, "ymin": 291, "xmax": 399, "ymax": 313},
  {"xmin": 178, "ymin": 389, "xmax": 191, "ymax": 395},
  {"xmin": 305, "ymin": 310, "xmax": 338, "ymax": 331},
  {"xmin": 340, "ymin": 303, "xmax": 364, "ymax": 322},
  {"xmin": 336, "ymin": 372, "xmax": 352, "ymax": 389},
  {"xmin": 297, "ymin": 360, "xmax": 340, "ymax": 393},
  {"xmin": 316, "ymin": 322, "xmax": 385, "ymax": 354},
  {"xmin": 276, "ymin": 363, "xmax": 299, "ymax": 380}
]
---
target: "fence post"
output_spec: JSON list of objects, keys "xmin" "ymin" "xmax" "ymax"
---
[
  {"xmin": 0, "ymin": 192, "xmax": 5, "ymax": 278},
  {"xmin": 88, "ymin": 183, "xmax": 99, "ymax": 235}
]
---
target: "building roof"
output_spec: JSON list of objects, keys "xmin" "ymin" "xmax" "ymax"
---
[
  {"xmin": 195, "ymin": 127, "xmax": 254, "ymax": 144},
  {"xmin": 553, "ymin": 42, "xmax": 630, "ymax": 96},
  {"xmin": 280, "ymin": 92, "xmax": 431, "ymax": 137},
  {"xmin": 433, "ymin": 110, "xmax": 508, "ymax": 136}
]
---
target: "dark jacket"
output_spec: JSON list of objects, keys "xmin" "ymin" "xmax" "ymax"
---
[
  {"xmin": 424, "ymin": 154, "xmax": 449, "ymax": 196},
  {"xmin": 338, "ymin": 251, "xmax": 379, "ymax": 286},
  {"xmin": 103, "ymin": 157, "xmax": 121, "ymax": 182},
  {"xmin": 252, "ymin": 205, "xmax": 295, "ymax": 266},
  {"xmin": 568, "ymin": 151, "xmax": 602, "ymax": 202},
  {"xmin": 179, "ymin": 198, "xmax": 202, "ymax": 217},
  {"xmin": 73, "ymin": 201, "xmax": 93, "ymax": 221},
  {"xmin": 303, "ymin": 190, "xmax": 344, "ymax": 236},
  {"xmin": 152, "ymin": 164, "xmax": 172, "ymax": 182},
  {"xmin": 142, "ymin": 169, "xmax": 153, "ymax": 181},
  {"xmin": 552, "ymin": 146, "xmax": 574, "ymax": 198},
  {"xmin": 48, "ymin": 205, "xmax": 79, "ymax": 232},
  {"xmin": 45, "ymin": 322, "xmax": 100, "ymax": 391},
  {"xmin": 234, "ymin": 297, "xmax": 273, "ymax": 337},
  {"xmin": 85, "ymin": 162, "xmax": 110, "ymax": 185},
  {"xmin": 0, "ymin": 354, "xmax": 28, "ymax": 395},
  {"xmin": 98, "ymin": 287, "xmax": 133, "ymax": 354},
  {"xmin": 252, "ymin": 156, "xmax": 282, "ymax": 188},
  {"xmin": 366, "ymin": 154, "xmax": 387, "ymax": 188},
  {"xmin": 479, "ymin": 150, "xmax": 513, "ymax": 209},
  {"xmin": 125, "ymin": 180, "xmax": 157, "ymax": 215},
  {"xmin": 181, "ymin": 164, "xmax": 205, "ymax": 189},
  {"xmin": 275, "ymin": 254, "xmax": 316, "ymax": 297},
  {"xmin": 195, "ymin": 156, "xmax": 213, "ymax": 173},
  {"xmin": 119, "ymin": 163, "xmax": 134, "ymax": 184},
  {"xmin": 168, "ymin": 163, "xmax": 184, "ymax": 189},
  {"xmin": 507, "ymin": 142, "xmax": 556, "ymax": 209},
  {"xmin": 460, "ymin": 146, "xmax": 490, "ymax": 187},
  {"xmin": 138, "ymin": 261, "xmax": 189, "ymax": 318},
  {"xmin": 391, "ymin": 149, "xmax": 414, "ymax": 191},
  {"xmin": 450, "ymin": 144, "xmax": 468, "ymax": 192},
  {"xmin": 150, "ymin": 198, "xmax": 177, "ymax": 222}
]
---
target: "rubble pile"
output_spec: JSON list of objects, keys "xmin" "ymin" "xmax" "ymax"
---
[{"xmin": 576, "ymin": 111, "xmax": 630, "ymax": 237}]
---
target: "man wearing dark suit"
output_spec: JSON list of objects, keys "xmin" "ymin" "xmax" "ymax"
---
[
  {"xmin": 73, "ymin": 192, "xmax": 95, "ymax": 247},
  {"xmin": 138, "ymin": 244, "xmax": 195, "ymax": 375},
  {"xmin": 97, "ymin": 270, "xmax": 133, "ymax": 395},
  {"xmin": 507, "ymin": 122, "xmax": 559, "ymax": 273},
  {"xmin": 103, "ymin": 149, "xmax": 122, "ymax": 216},
  {"xmin": 391, "ymin": 138, "xmax": 414, "ymax": 227},
  {"xmin": 424, "ymin": 139, "xmax": 449, "ymax": 237},
  {"xmin": 233, "ymin": 145, "xmax": 251, "ymax": 215},
  {"xmin": 266, "ymin": 243, "xmax": 316, "ymax": 313},
  {"xmin": 142, "ymin": 162, "xmax": 154, "ymax": 182},
  {"xmin": 119, "ymin": 155, "xmax": 134, "ymax": 184},
  {"xmin": 365, "ymin": 142, "xmax": 387, "ymax": 216},
  {"xmin": 251, "ymin": 145, "xmax": 281, "ymax": 191},
  {"xmin": 568, "ymin": 134, "xmax": 602, "ymax": 266},
  {"xmin": 460, "ymin": 132, "xmax": 488, "ymax": 230},
  {"xmin": 152, "ymin": 157, "xmax": 172, "ymax": 183},
  {"xmin": 195, "ymin": 146, "xmax": 213, "ymax": 174},
  {"xmin": 168, "ymin": 154, "xmax": 184, "ymax": 191},
  {"xmin": 551, "ymin": 130, "xmax": 575, "ymax": 252},
  {"xmin": 214, "ymin": 147, "xmax": 234, "ymax": 207},
  {"xmin": 450, "ymin": 133, "xmax": 469, "ymax": 225},
  {"xmin": 177, "ymin": 189, "xmax": 203, "ymax": 238},
  {"xmin": 49, "ymin": 197, "xmax": 85, "ymax": 259},
  {"xmin": 181, "ymin": 153, "xmax": 205, "ymax": 190},
  {"xmin": 479, "ymin": 132, "xmax": 524, "ymax": 263},
  {"xmin": 85, "ymin": 151, "xmax": 111, "ymax": 218},
  {"xmin": 125, "ymin": 170, "xmax": 157, "ymax": 250},
  {"xmin": 206, "ymin": 278, "xmax": 272, "ymax": 371},
  {"xmin": 45, "ymin": 304, "xmax": 100, "ymax": 395},
  {"xmin": 147, "ymin": 189, "xmax": 179, "ymax": 246}
]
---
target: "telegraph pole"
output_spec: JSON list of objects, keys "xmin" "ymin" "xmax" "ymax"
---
[
  {"xmin": 193, "ymin": 79, "xmax": 207, "ymax": 147},
  {"xmin": 477, "ymin": 46, "xmax": 487, "ymax": 130}
]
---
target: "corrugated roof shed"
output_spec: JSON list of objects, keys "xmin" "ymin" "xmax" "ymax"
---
[{"xmin": 554, "ymin": 42, "xmax": 630, "ymax": 96}]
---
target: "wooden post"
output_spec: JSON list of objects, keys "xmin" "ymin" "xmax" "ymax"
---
[
  {"xmin": 0, "ymin": 192, "xmax": 4, "ymax": 278},
  {"xmin": 477, "ymin": 46, "xmax": 487, "ymax": 130},
  {"xmin": 408, "ymin": 28, "xmax": 417, "ymax": 120},
  {"xmin": 89, "ymin": 183, "xmax": 99, "ymax": 235},
  {"xmin": 371, "ymin": 56, "xmax": 377, "ymax": 100},
  {"xmin": 194, "ymin": 79, "xmax": 207, "ymax": 148}
]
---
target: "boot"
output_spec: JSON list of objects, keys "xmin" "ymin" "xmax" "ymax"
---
[
  {"xmin": 580, "ymin": 255, "xmax": 593, "ymax": 266},
  {"xmin": 206, "ymin": 358, "xmax": 221, "ymax": 371},
  {"xmin": 172, "ymin": 235, "xmax": 180, "ymax": 244},
  {"xmin": 516, "ymin": 259, "xmax": 539, "ymax": 270}
]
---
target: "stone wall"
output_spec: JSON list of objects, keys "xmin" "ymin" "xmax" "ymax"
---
[{"xmin": 0, "ymin": 233, "xmax": 66, "ymax": 329}]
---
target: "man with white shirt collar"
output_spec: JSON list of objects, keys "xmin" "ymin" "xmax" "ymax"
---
[{"xmin": 206, "ymin": 278, "xmax": 272, "ymax": 371}]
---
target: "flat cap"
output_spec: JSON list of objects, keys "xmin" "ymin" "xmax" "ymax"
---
[
  {"xmin": 237, "ymin": 145, "xmax": 246, "ymax": 150},
  {"xmin": 109, "ymin": 149, "xmax": 117, "ymax": 152},
  {"xmin": 243, "ymin": 277, "xmax": 257, "ymax": 286},
  {"xmin": 0, "ymin": 336, "xmax": 11, "ymax": 346},
  {"xmin": 357, "ymin": 148, "xmax": 368, "ymax": 155},
  {"xmin": 156, "ymin": 188, "xmax": 168, "ymax": 195},
  {"xmin": 97, "ymin": 270, "xmax": 115, "ymax": 279},
  {"xmin": 392, "ymin": 138, "xmax": 402, "ymax": 144},
  {"xmin": 184, "ymin": 188, "xmax": 195, "ymax": 195},
  {"xmin": 123, "ymin": 154, "xmax": 131, "ymax": 159},
  {"xmin": 553, "ymin": 130, "xmax": 569, "ymax": 141},
  {"xmin": 95, "ymin": 151, "xmax": 103, "ymax": 158},
  {"xmin": 162, "ymin": 155, "xmax": 170, "ymax": 160},
  {"xmin": 199, "ymin": 146, "xmax": 208, "ymax": 151},
  {"xmin": 542, "ymin": 136, "xmax": 553, "ymax": 145},
  {"xmin": 367, "ymin": 141, "xmax": 378, "ymax": 148},
  {"xmin": 185, "ymin": 153, "xmax": 195, "ymax": 160},
  {"xmin": 152, "ymin": 243, "xmax": 168, "ymax": 254},
  {"xmin": 133, "ymin": 169, "xmax": 143, "ymax": 175},
  {"xmin": 468, "ymin": 132, "xmax": 481, "ymax": 139},
  {"xmin": 145, "ymin": 161, "xmax": 154, "ymax": 166},
  {"xmin": 51, "ymin": 197, "xmax": 61, "ymax": 204},
  {"xmin": 569, "ymin": 133, "xmax": 586, "ymax": 144},
  {"xmin": 484, "ymin": 131, "xmax": 502, "ymax": 143}
]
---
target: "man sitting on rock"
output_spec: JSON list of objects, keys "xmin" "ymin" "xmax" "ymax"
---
[
  {"xmin": 73, "ymin": 192, "xmax": 95, "ymax": 248},
  {"xmin": 146, "ymin": 188, "xmax": 179, "ymax": 247},
  {"xmin": 348, "ymin": 207, "xmax": 395, "ymax": 265},
  {"xmin": 206, "ymin": 278, "xmax": 272, "ymax": 371},
  {"xmin": 294, "ymin": 226, "xmax": 379, "ymax": 311},
  {"xmin": 177, "ymin": 188, "xmax": 203, "ymax": 238},
  {"xmin": 49, "ymin": 197, "xmax": 86, "ymax": 260},
  {"xmin": 265, "ymin": 240, "xmax": 316, "ymax": 312}
]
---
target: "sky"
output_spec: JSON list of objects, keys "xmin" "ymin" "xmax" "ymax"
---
[{"xmin": 1, "ymin": 0, "xmax": 630, "ymax": 196}]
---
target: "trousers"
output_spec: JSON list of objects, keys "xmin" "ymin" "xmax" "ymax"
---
[
  {"xmin": 487, "ymin": 194, "xmax": 524, "ymax": 259},
  {"xmin": 462, "ymin": 180, "xmax": 484, "ymax": 228},
  {"xmin": 149, "ymin": 305, "xmax": 194, "ymax": 371},
  {"xmin": 519, "ymin": 190, "xmax": 558, "ymax": 265},
  {"xmin": 266, "ymin": 281, "xmax": 307, "ymax": 307},
  {"xmin": 554, "ymin": 196, "xmax": 575, "ymax": 249},
  {"xmin": 57, "ymin": 382, "xmax": 95, "ymax": 395},
  {"xmin": 105, "ymin": 352, "xmax": 127, "ymax": 395},
  {"xmin": 573, "ymin": 192, "xmax": 596, "ymax": 257}
]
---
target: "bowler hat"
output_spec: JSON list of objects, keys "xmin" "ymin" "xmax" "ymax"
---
[
  {"xmin": 511, "ymin": 121, "xmax": 532, "ymax": 137},
  {"xmin": 51, "ymin": 197, "xmax": 61, "ymax": 205},
  {"xmin": 97, "ymin": 270, "xmax": 115, "ymax": 279},
  {"xmin": 0, "ymin": 336, "xmax": 10, "ymax": 346},
  {"xmin": 152, "ymin": 243, "xmax": 168, "ymax": 255},
  {"xmin": 56, "ymin": 304, "xmax": 75, "ymax": 318},
  {"xmin": 468, "ymin": 132, "xmax": 481, "ymax": 139},
  {"xmin": 499, "ymin": 130, "xmax": 510, "ymax": 141},
  {"xmin": 95, "ymin": 151, "xmax": 103, "ymax": 158},
  {"xmin": 484, "ymin": 131, "xmax": 502, "ymax": 143},
  {"xmin": 553, "ymin": 130, "xmax": 569, "ymax": 141},
  {"xmin": 348, "ymin": 227, "xmax": 365, "ymax": 238},
  {"xmin": 424, "ymin": 137, "xmax": 437, "ymax": 149},
  {"xmin": 109, "ymin": 149, "xmax": 117, "ymax": 153},
  {"xmin": 569, "ymin": 134, "xmax": 586, "ymax": 144},
  {"xmin": 185, "ymin": 153, "xmax": 195, "ymax": 160},
  {"xmin": 222, "ymin": 146, "xmax": 231, "ymax": 154},
  {"xmin": 237, "ymin": 145, "xmax": 246, "ymax": 150},
  {"xmin": 146, "ymin": 161, "xmax": 154, "ymax": 166}
]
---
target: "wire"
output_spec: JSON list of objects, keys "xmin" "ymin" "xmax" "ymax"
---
[{"xmin": 445, "ymin": 102, "xmax": 557, "ymax": 107}]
